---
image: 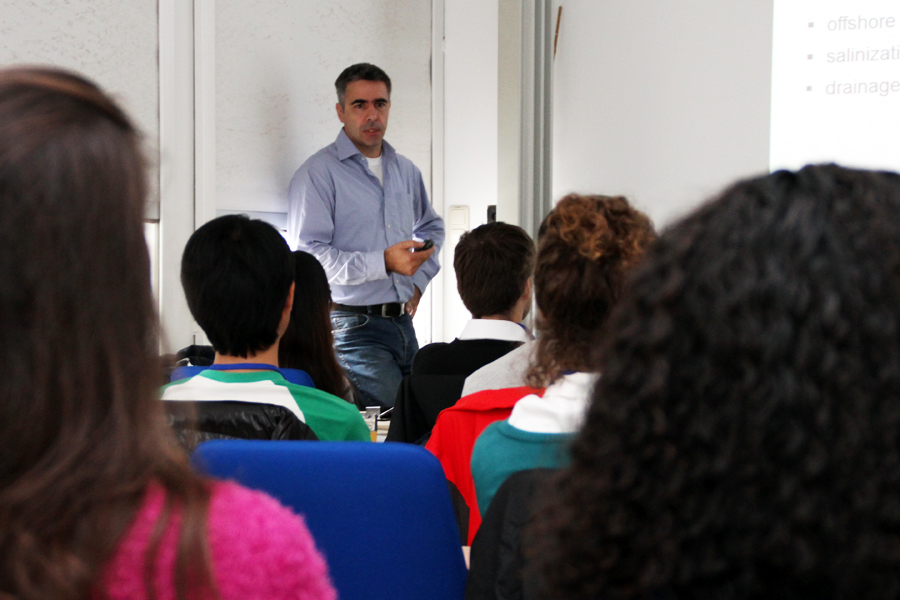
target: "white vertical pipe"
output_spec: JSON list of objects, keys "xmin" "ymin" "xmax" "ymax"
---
[
  {"xmin": 194, "ymin": 0, "xmax": 217, "ymax": 230},
  {"xmin": 158, "ymin": 0, "xmax": 197, "ymax": 351},
  {"xmin": 431, "ymin": 0, "xmax": 446, "ymax": 344}
]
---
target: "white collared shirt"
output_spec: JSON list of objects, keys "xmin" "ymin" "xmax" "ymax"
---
[
  {"xmin": 507, "ymin": 371, "xmax": 598, "ymax": 434},
  {"xmin": 457, "ymin": 318, "xmax": 533, "ymax": 343}
]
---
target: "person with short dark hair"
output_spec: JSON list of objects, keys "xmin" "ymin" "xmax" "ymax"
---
[
  {"xmin": 415, "ymin": 221, "xmax": 535, "ymax": 375},
  {"xmin": 0, "ymin": 66, "xmax": 335, "ymax": 600},
  {"xmin": 288, "ymin": 62, "xmax": 445, "ymax": 410},
  {"xmin": 334, "ymin": 62, "xmax": 392, "ymax": 108},
  {"xmin": 181, "ymin": 214, "xmax": 295, "ymax": 359},
  {"xmin": 162, "ymin": 214, "xmax": 370, "ymax": 442},
  {"xmin": 532, "ymin": 165, "xmax": 900, "ymax": 600},
  {"xmin": 386, "ymin": 223, "xmax": 535, "ymax": 445}
]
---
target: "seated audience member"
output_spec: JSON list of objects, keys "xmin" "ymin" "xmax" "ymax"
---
[
  {"xmin": 387, "ymin": 222, "xmax": 535, "ymax": 443},
  {"xmin": 414, "ymin": 222, "xmax": 535, "ymax": 374},
  {"xmin": 161, "ymin": 214, "xmax": 370, "ymax": 443},
  {"xmin": 532, "ymin": 164, "xmax": 900, "ymax": 600},
  {"xmin": 0, "ymin": 67, "xmax": 335, "ymax": 600},
  {"xmin": 466, "ymin": 194, "xmax": 655, "ymax": 520},
  {"xmin": 279, "ymin": 251, "xmax": 355, "ymax": 404}
]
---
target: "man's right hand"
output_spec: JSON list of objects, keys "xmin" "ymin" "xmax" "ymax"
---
[{"xmin": 384, "ymin": 240, "xmax": 435, "ymax": 276}]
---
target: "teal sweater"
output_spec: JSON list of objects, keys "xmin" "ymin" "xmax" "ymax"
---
[{"xmin": 470, "ymin": 420, "xmax": 573, "ymax": 515}]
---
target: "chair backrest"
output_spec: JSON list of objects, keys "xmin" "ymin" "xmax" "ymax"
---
[
  {"xmin": 386, "ymin": 374, "xmax": 467, "ymax": 443},
  {"xmin": 192, "ymin": 440, "xmax": 468, "ymax": 600}
]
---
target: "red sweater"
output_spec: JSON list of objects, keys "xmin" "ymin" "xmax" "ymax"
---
[
  {"xmin": 99, "ymin": 481, "xmax": 336, "ymax": 600},
  {"xmin": 426, "ymin": 386, "xmax": 544, "ymax": 545}
]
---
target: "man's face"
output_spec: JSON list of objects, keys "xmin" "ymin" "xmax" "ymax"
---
[{"xmin": 336, "ymin": 80, "xmax": 391, "ymax": 158}]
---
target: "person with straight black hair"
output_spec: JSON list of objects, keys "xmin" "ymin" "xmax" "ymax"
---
[
  {"xmin": 532, "ymin": 164, "xmax": 900, "ymax": 600},
  {"xmin": 182, "ymin": 214, "xmax": 294, "ymax": 358},
  {"xmin": 163, "ymin": 214, "xmax": 369, "ymax": 442},
  {"xmin": 279, "ymin": 250, "xmax": 355, "ymax": 404},
  {"xmin": 0, "ymin": 66, "xmax": 336, "ymax": 600}
]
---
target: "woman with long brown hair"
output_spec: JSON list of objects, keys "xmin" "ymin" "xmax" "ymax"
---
[{"xmin": 0, "ymin": 67, "xmax": 335, "ymax": 600}]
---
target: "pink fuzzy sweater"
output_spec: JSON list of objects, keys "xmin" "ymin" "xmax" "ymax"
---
[{"xmin": 99, "ymin": 481, "xmax": 336, "ymax": 600}]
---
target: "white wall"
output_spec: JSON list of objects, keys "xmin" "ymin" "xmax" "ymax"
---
[
  {"xmin": 0, "ymin": 0, "xmax": 438, "ymax": 349},
  {"xmin": 214, "ymin": 0, "xmax": 433, "ymax": 217},
  {"xmin": 441, "ymin": 0, "xmax": 500, "ymax": 340},
  {"xmin": 552, "ymin": 1, "xmax": 774, "ymax": 228},
  {"xmin": 1, "ymin": 0, "xmax": 783, "ymax": 347},
  {"xmin": 212, "ymin": 0, "xmax": 436, "ymax": 341},
  {"xmin": 0, "ymin": 0, "xmax": 165, "ymax": 324},
  {"xmin": 0, "ymin": 0, "xmax": 159, "ymax": 164}
]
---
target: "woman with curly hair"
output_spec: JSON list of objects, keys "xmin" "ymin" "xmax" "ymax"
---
[
  {"xmin": 532, "ymin": 164, "xmax": 900, "ymax": 600},
  {"xmin": 469, "ymin": 194, "xmax": 656, "ymax": 516},
  {"xmin": 0, "ymin": 67, "xmax": 335, "ymax": 600}
]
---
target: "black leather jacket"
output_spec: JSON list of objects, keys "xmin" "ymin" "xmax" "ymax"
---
[{"xmin": 165, "ymin": 400, "xmax": 318, "ymax": 452}]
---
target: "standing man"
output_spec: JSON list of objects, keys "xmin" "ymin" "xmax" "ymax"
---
[{"xmin": 287, "ymin": 63, "xmax": 444, "ymax": 410}]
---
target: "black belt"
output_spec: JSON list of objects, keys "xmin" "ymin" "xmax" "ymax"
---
[{"xmin": 332, "ymin": 302, "xmax": 406, "ymax": 317}]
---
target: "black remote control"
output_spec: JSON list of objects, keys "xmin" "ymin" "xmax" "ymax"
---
[{"xmin": 414, "ymin": 239, "xmax": 434, "ymax": 252}]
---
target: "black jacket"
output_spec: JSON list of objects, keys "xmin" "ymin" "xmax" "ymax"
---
[
  {"xmin": 165, "ymin": 400, "xmax": 318, "ymax": 452},
  {"xmin": 466, "ymin": 468, "xmax": 557, "ymax": 600},
  {"xmin": 386, "ymin": 338, "xmax": 523, "ymax": 444}
]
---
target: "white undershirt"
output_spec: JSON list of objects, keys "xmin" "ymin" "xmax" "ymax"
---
[
  {"xmin": 366, "ymin": 155, "xmax": 384, "ymax": 186},
  {"xmin": 507, "ymin": 371, "xmax": 598, "ymax": 434}
]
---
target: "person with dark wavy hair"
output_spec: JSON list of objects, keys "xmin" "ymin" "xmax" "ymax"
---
[
  {"xmin": 532, "ymin": 164, "xmax": 900, "ymax": 600},
  {"xmin": 468, "ymin": 194, "xmax": 656, "ymax": 518},
  {"xmin": 280, "ymin": 251, "xmax": 355, "ymax": 404},
  {"xmin": 0, "ymin": 67, "xmax": 335, "ymax": 600}
]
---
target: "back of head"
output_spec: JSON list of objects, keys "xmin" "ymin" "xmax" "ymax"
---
[
  {"xmin": 181, "ymin": 214, "xmax": 293, "ymax": 358},
  {"xmin": 528, "ymin": 194, "xmax": 655, "ymax": 386},
  {"xmin": 534, "ymin": 165, "xmax": 900, "ymax": 599},
  {"xmin": 0, "ymin": 67, "xmax": 207, "ymax": 599},
  {"xmin": 453, "ymin": 222, "xmax": 535, "ymax": 319},
  {"xmin": 279, "ymin": 251, "xmax": 349, "ymax": 399},
  {"xmin": 335, "ymin": 62, "xmax": 392, "ymax": 106}
]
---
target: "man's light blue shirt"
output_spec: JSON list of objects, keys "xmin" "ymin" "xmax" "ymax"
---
[{"xmin": 287, "ymin": 129, "xmax": 444, "ymax": 305}]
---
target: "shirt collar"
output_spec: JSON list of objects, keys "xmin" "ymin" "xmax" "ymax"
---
[
  {"xmin": 458, "ymin": 319, "xmax": 533, "ymax": 343},
  {"xmin": 507, "ymin": 371, "xmax": 599, "ymax": 434},
  {"xmin": 335, "ymin": 128, "xmax": 395, "ymax": 163}
]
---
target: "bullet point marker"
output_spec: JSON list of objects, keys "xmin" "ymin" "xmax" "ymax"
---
[
  {"xmin": 808, "ymin": 22, "xmax": 814, "ymax": 27},
  {"xmin": 807, "ymin": 54, "xmax": 813, "ymax": 59},
  {"xmin": 807, "ymin": 86, "xmax": 812, "ymax": 91}
]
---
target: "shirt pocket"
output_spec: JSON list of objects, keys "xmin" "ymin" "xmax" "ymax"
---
[{"xmin": 330, "ymin": 313, "xmax": 370, "ymax": 334}]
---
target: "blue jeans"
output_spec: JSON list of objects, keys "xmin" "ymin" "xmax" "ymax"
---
[{"xmin": 330, "ymin": 311, "xmax": 419, "ymax": 410}]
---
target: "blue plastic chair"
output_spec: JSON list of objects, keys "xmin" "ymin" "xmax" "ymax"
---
[{"xmin": 192, "ymin": 440, "xmax": 467, "ymax": 600}]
